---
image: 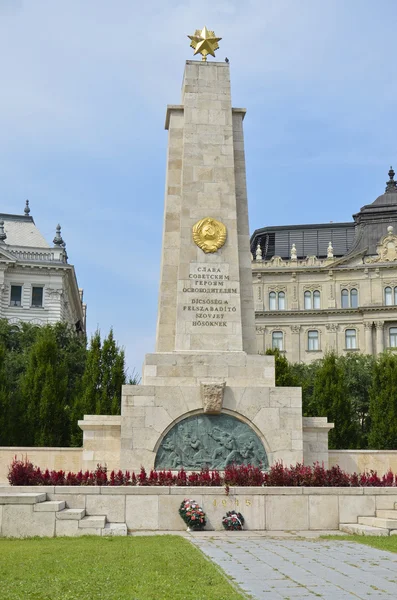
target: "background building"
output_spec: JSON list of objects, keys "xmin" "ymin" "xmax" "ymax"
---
[
  {"xmin": 0, "ymin": 201, "xmax": 86, "ymax": 333},
  {"xmin": 251, "ymin": 168, "xmax": 397, "ymax": 362}
]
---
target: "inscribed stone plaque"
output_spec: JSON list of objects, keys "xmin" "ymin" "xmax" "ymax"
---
[{"xmin": 155, "ymin": 414, "xmax": 268, "ymax": 470}]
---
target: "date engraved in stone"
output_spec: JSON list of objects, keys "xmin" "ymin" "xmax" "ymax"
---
[{"xmin": 212, "ymin": 498, "xmax": 251, "ymax": 508}]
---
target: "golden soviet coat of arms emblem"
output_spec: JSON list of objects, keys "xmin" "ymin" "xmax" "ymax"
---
[{"xmin": 192, "ymin": 217, "xmax": 227, "ymax": 253}]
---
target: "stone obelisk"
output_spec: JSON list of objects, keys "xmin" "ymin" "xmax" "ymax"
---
[
  {"xmin": 156, "ymin": 58, "xmax": 257, "ymax": 354},
  {"xmin": 117, "ymin": 30, "xmax": 304, "ymax": 472}
]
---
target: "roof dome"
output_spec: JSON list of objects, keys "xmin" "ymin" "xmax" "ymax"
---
[{"xmin": 372, "ymin": 166, "xmax": 397, "ymax": 206}]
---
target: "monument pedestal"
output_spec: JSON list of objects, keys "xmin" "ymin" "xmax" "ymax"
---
[
  {"xmin": 80, "ymin": 56, "xmax": 333, "ymax": 473},
  {"xmin": 120, "ymin": 351, "xmax": 303, "ymax": 472}
]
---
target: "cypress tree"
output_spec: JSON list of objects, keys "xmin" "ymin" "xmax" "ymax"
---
[
  {"xmin": 79, "ymin": 330, "xmax": 102, "ymax": 416},
  {"xmin": 99, "ymin": 329, "xmax": 126, "ymax": 415},
  {"xmin": 368, "ymin": 352, "xmax": 397, "ymax": 449},
  {"xmin": 0, "ymin": 343, "xmax": 9, "ymax": 445},
  {"xmin": 22, "ymin": 327, "xmax": 69, "ymax": 446},
  {"xmin": 312, "ymin": 352, "xmax": 357, "ymax": 449}
]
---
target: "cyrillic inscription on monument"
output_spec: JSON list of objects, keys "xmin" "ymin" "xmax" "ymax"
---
[{"xmin": 182, "ymin": 263, "xmax": 239, "ymax": 328}]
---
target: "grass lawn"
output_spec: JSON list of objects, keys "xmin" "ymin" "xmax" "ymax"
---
[
  {"xmin": 324, "ymin": 534, "xmax": 397, "ymax": 554},
  {"xmin": 0, "ymin": 535, "xmax": 245, "ymax": 600}
]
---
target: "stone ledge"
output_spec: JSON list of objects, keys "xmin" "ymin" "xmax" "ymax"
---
[{"xmin": 165, "ymin": 105, "xmax": 184, "ymax": 130}]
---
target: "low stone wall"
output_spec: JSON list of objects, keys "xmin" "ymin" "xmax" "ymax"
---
[
  {"xmin": 329, "ymin": 450, "xmax": 397, "ymax": 476},
  {"xmin": 0, "ymin": 448, "xmax": 82, "ymax": 483},
  {"xmin": 2, "ymin": 486, "xmax": 397, "ymax": 535}
]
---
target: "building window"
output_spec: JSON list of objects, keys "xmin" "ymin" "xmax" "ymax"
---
[
  {"xmin": 272, "ymin": 331, "xmax": 283, "ymax": 351},
  {"xmin": 384, "ymin": 287, "xmax": 397, "ymax": 306},
  {"xmin": 304, "ymin": 291, "xmax": 311, "ymax": 309},
  {"xmin": 308, "ymin": 330, "xmax": 319, "ymax": 351},
  {"xmin": 278, "ymin": 291, "xmax": 285, "ymax": 310},
  {"xmin": 31, "ymin": 286, "xmax": 43, "ymax": 308},
  {"xmin": 341, "ymin": 288, "xmax": 358, "ymax": 308},
  {"xmin": 350, "ymin": 288, "xmax": 358, "ymax": 308},
  {"xmin": 269, "ymin": 291, "xmax": 285, "ymax": 310},
  {"xmin": 269, "ymin": 291, "xmax": 276, "ymax": 310},
  {"xmin": 345, "ymin": 329, "xmax": 357, "ymax": 349},
  {"xmin": 341, "ymin": 288, "xmax": 349, "ymax": 308},
  {"xmin": 304, "ymin": 290, "xmax": 321, "ymax": 309},
  {"xmin": 390, "ymin": 327, "xmax": 397, "ymax": 348},
  {"xmin": 10, "ymin": 285, "xmax": 22, "ymax": 307},
  {"xmin": 313, "ymin": 290, "xmax": 321, "ymax": 309}
]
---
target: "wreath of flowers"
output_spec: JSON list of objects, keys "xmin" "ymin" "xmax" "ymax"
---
[
  {"xmin": 222, "ymin": 510, "xmax": 245, "ymax": 531},
  {"xmin": 179, "ymin": 498, "xmax": 206, "ymax": 531}
]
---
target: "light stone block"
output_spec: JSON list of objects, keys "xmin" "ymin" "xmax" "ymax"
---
[
  {"xmin": 55, "ymin": 519, "xmax": 80, "ymax": 537},
  {"xmin": 266, "ymin": 496, "xmax": 309, "ymax": 531},
  {"xmin": 125, "ymin": 496, "xmax": 159, "ymax": 530},
  {"xmin": 86, "ymin": 495, "xmax": 125, "ymax": 523},
  {"xmin": 1, "ymin": 505, "xmax": 55, "ymax": 538},
  {"xmin": 339, "ymin": 495, "xmax": 376, "ymax": 523},
  {"xmin": 158, "ymin": 495, "xmax": 197, "ymax": 531},
  {"xmin": 376, "ymin": 494, "xmax": 397, "ymax": 509},
  {"xmin": 0, "ymin": 493, "xmax": 46, "ymax": 504},
  {"xmin": 308, "ymin": 495, "xmax": 339, "ymax": 530}
]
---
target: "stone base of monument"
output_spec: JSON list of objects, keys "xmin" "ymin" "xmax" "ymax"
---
[
  {"xmin": 118, "ymin": 352, "xmax": 304, "ymax": 472},
  {"xmin": 2, "ymin": 486, "xmax": 397, "ymax": 537},
  {"xmin": 78, "ymin": 354, "xmax": 333, "ymax": 473}
]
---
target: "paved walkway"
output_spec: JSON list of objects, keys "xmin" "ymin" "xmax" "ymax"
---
[{"xmin": 190, "ymin": 535, "xmax": 397, "ymax": 600}]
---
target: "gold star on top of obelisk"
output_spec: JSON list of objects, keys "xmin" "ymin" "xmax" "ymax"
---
[{"xmin": 188, "ymin": 26, "xmax": 222, "ymax": 61}]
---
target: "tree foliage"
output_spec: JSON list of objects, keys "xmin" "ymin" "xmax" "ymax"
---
[
  {"xmin": 312, "ymin": 352, "xmax": 357, "ymax": 449},
  {"xmin": 0, "ymin": 320, "xmax": 133, "ymax": 447},
  {"xmin": 268, "ymin": 346, "xmax": 397, "ymax": 450},
  {"xmin": 368, "ymin": 352, "xmax": 397, "ymax": 449}
]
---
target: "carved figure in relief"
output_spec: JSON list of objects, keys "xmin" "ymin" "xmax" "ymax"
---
[
  {"xmin": 155, "ymin": 414, "xmax": 268, "ymax": 470},
  {"xmin": 158, "ymin": 438, "xmax": 182, "ymax": 469}
]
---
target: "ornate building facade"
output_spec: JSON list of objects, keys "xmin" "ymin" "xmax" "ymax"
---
[
  {"xmin": 251, "ymin": 168, "xmax": 397, "ymax": 363},
  {"xmin": 0, "ymin": 201, "xmax": 86, "ymax": 333}
]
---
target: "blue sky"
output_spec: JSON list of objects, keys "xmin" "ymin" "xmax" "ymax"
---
[{"xmin": 0, "ymin": 1, "xmax": 396, "ymax": 374}]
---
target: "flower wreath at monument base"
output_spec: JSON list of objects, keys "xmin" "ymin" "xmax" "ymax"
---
[
  {"xmin": 222, "ymin": 510, "xmax": 245, "ymax": 531},
  {"xmin": 179, "ymin": 499, "xmax": 206, "ymax": 531}
]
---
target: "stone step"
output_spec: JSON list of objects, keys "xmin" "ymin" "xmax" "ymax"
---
[
  {"xmin": 102, "ymin": 523, "xmax": 127, "ymax": 537},
  {"xmin": 79, "ymin": 515, "xmax": 106, "ymax": 529},
  {"xmin": 340, "ymin": 523, "xmax": 389, "ymax": 536},
  {"xmin": 56, "ymin": 508, "xmax": 85, "ymax": 520},
  {"xmin": 358, "ymin": 516, "xmax": 397, "ymax": 530},
  {"xmin": 376, "ymin": 509, "xmax": 397, "ymax": 520},
  {"xmin": 0, "ymin": 493, "xmax": 46, "ymax": 505},
  {"xmin": 34, "ymin": 500, "xmax": 66, "ymax": 512}
]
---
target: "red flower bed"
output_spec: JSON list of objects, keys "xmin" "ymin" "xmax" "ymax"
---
[{"xmin": 7, "ymin": 456, "xmax": 397, "ymax": 487}]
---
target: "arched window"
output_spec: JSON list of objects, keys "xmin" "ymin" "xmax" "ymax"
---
[
  {"xmin": 278, "ymin": 291, "xmax": 285, "ymax": 310},
  {"xmin": 345, "ymin": 329, "xmax": 357, "ymax": 349},
  {"xmin": 350, "ymin": 288, "xmax": 358, "ymax": 308},
  {"xmin": 308, "ymin": 330, "xmax": 319, "ymax": 351},
  {"xmin": 313, "ymin": 290, "xmax": 321, "ymax": 309},
  {"xmin": 394, "ymin": 287, "xmax": 397, "ymax": 305},
  {"xmin": 269, "ymin": 291, "xmax": 286, "ymax": 311},
  {"xmin": 341, "ymin": 289, "xmax": 349, "ymax": 308},
  {"xmin": 390, "ymin": 327, "xmax": 397, "ymax": 348},
  {"xmin": 272, "ymin": 331, "xmax": 283, "ymax": 351},
  {"xmin": 385, "ymin": 287, "xmax": 393, "ymax": 306},
  {"xmin": 304, "ymin": 291, "xmax": 312, "ymax": 309},
  {"xmin": 341, "ymin": 288, "xmax": 358, "ymax": 308},
  {"xmin": 269, "ymin": 291, "xmax": 276, "ymax": 310}
]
